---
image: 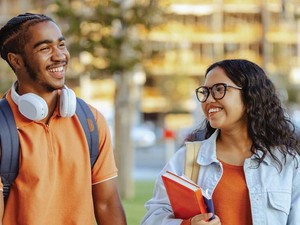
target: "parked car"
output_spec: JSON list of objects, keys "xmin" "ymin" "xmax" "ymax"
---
[
  {"xmin": 131, "ymin": 124, "xmax": 157, "ymax": 148},
  {"xmin": 108, "ymin": 120, "xmax": 157, "ymax": 148}
]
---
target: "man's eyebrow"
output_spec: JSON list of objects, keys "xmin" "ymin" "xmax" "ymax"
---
[{"xmin": 33, "ymin": 36, "xmax": 66, "ymax": 49}]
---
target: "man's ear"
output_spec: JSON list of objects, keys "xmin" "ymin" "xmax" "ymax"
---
[{"xmin": 7, "ymin": 53, "xmax": 23, "ymax": 70}]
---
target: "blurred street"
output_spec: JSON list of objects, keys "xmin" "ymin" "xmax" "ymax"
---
[{"xmin": 134, "ymin": 141, "xmax": 171, "ymax": 181}]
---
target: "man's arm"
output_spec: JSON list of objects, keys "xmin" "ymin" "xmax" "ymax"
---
[
  {"xmin": 92, "ymin": 177, "xmax": 127, "ymax": 225},
  {"xmin": 0, "ymin": 148, "xmax": 3, "ymax": 225},
  {"xmin": 0, "ymin": 191, "xmax": 3, "ymax": 225}
]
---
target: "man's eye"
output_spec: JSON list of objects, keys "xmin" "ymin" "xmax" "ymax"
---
[{"xmin": 40, "ymin": 46, "xmax": 50, "ymax": 51}]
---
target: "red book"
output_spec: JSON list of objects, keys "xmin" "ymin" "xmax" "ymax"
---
[{"xmin": 161, "ymin": 171, "xmax": 214, "ymax": 220}]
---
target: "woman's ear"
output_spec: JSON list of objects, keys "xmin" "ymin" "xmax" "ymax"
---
[{"xmin": 7, "ymin": 53, "xmax": 23, "ymax": 70}]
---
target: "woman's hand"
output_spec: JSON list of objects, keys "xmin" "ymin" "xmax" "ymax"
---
[{"xmin": 191, "ymin": 213, "xmax": 221, "ymax": 225}]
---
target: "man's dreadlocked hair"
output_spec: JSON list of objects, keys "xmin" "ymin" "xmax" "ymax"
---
[{"xmin": 0, "ymin": 13, "xmax": 53, "ymax": 67}]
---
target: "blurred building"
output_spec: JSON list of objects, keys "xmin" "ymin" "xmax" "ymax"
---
[
  {"xmin": 140, "ymin": 0, "xmax": 300, "ymax": 131},
  {"xmin": 1, "ymin": 0, "xmax": 300, "ymax": 133}
]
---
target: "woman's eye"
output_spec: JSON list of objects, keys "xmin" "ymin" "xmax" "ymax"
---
[
  {"xmin": 216, "ymin": 87, "xmax": 225, "ymax": 93},
  {"xmin": 201, "ymin": 90, "xmax": 208, "ymax": 95}
]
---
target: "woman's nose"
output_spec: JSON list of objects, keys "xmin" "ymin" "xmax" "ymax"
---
[{"xmin": 205, "ymin": 91, "xmax": 216, "ymax": 103}]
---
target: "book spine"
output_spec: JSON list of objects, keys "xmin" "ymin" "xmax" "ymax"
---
[{"xmin": 195, "ymin": 189, "xmax": 207, "ymax": 214}]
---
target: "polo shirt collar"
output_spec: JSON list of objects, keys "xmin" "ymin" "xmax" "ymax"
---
[{"xmin": 6, "ymin": 89, "xmax": 60, "ymax": 128}]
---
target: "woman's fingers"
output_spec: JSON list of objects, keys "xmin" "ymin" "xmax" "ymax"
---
[{"xmin": 191, "ymin": 214, "xmax": 221, "ymax": 225}]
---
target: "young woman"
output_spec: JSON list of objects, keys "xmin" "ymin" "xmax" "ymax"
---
[{"xmin": 141, "ymin": 59, "xmax": 300, "ymax": 225}]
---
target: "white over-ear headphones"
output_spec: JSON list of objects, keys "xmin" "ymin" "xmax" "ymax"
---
[{"xmin": 11, "ymin": 81, "xmax": 76, "ymax": 121}]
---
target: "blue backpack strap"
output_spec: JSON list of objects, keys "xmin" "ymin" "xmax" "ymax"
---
[
  {"xmin": 75, "ymin": 98, "xmax": 99, "ymax": 167},
  {"xmin": 0, "ymin": 98, "xmax": 19, "ymax": 200},
  {"xmin": 0, "ymin": 97, "xmax": 99, "ymax": 202}
]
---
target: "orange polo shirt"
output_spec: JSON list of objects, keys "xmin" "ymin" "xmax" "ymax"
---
[{"xmin": 1, "ymin": 90, "xmax": 118, "ymax": 225}]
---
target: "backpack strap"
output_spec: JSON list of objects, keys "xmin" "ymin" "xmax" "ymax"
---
[
  {"xmin": 0, "ymin": 98, "xmax": 19, "ymax": 200},
  {"xmin": 75, "ymin": 98, "xmax": 99, "ymax": 167},
  {"xmin": 184, "ymin": 141, "xmax": 201, "ymax": 183}
]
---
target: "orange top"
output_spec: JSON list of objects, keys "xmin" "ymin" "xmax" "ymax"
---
[
  {"xmin": 1, "ymin": 90, "xmax": 118, "ymax": 225},
  {"xmin": 213, "ymin": 160, "xmax": 252, "ymax": 225}
]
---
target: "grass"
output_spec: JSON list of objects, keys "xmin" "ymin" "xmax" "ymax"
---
[{"xmin": 122, "ymin": 180, "xmax": 155, "ymax": 225}]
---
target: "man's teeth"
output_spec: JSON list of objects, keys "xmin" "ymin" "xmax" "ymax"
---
[
  {"xmin": 209, "ymin": 108, "xmax": 221, "ymax": 113},
  {"xmin": 49, "ymin": 66, "xmax": 64, "ymax": 73}
]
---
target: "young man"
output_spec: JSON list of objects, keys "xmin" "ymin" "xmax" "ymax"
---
[{"xmin": 0, "ymin": 13, "xmax": 127, "ymax": 225}]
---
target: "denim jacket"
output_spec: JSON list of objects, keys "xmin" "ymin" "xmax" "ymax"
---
[{"xmin": 141, "ymin": 130, "xmax": 300, "ymax": 225}]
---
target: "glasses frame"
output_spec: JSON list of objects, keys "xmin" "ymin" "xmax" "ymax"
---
[{"xmin": 195, "ymin": 82, "xmax": 242, "ymax": 103}]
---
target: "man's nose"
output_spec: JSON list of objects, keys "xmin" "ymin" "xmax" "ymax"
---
[{"xmin": 52, "ymin": 47, "xmax": 66, "ymax": 61}]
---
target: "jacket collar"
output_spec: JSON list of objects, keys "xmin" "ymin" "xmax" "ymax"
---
[
  {"xmin": 197, "ymin": 130, "xmax": 219, "ymax": 166},
  {"xmin": 196, "ymin": 129, "xmax": 275, "ymax": 166}
]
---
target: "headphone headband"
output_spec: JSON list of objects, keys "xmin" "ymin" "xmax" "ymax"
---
[{"xmin": 11, "ymin": 81, "xmax": 76, "ymax": 121}]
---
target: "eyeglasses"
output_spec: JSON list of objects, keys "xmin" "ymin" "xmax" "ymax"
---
[{"xmin": 195, "ymin": 83, "xmax": 242, "ymax": 103}]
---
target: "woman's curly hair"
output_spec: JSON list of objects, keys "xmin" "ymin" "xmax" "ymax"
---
[{"xmin": 187, "ymin": 59, "xmax": 300, "ymax": 170}]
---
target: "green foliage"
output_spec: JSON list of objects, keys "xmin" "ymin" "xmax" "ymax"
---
[
  {"xmin": 122, "ymin": 180, "xmax": 155, "ymax": 225},
  {"xmin": 52, "ymin": 0, "xmax": 162, "ymax": 76},
  {"xmin": 0, "ymin": 60, "xmax": 15, "ymax": 95}
]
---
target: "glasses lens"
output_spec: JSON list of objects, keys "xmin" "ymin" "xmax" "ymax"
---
[
  {"xmin": 196, "ymin": 87, "xmax": 208, "ymax": 102},
  {"xmin": 212, "ymin": 84, "xmax": 226, "ymax": 99}
]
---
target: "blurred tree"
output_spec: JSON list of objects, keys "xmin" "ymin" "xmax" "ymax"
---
[
  {"xmin": 0, "ymin": 61, "xmax": 15, "ymax": 95},
  {"xmin": 51, "ymin": 0, "xmax": 162, "ymax": 199}
]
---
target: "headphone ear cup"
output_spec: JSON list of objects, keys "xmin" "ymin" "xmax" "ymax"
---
[
  {"xmin": 18, "ymin": 93, "xmax": 48, "ymax": 121},
  {"xmin": 11, "ymin": 82, "xmax": 48, "ymax": 121},
  {"xmin": 59, "ymin": 87, "xmax": 76, "ymax": 117}
]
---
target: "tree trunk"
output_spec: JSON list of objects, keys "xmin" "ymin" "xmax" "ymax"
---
[{"xmin": 114, "ymin": 72, "xmax": 135, "ymax": 199}]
